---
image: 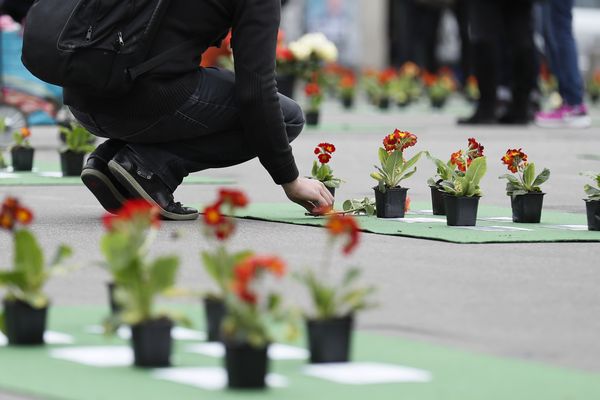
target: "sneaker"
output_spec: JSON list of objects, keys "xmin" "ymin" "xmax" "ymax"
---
[
  {"xmin": 81, "ymin": 155, "xmax": 132, "ymax": 214},
  {"xmin": 108, "ymin": 148, "xmax": 199, "ymax": 221},
  {"xmin": 535, "ymin": 104, "xmax": 592, "ymax": 128}
]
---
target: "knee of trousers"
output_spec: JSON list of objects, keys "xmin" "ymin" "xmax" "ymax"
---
[{"xmin": 279, "ymin": 94, "xmax": 305, "ymax": 142}]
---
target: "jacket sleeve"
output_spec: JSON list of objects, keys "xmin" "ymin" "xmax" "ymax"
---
[{"xmin": 230, "ymin": 0, "xmax": 299, "ymax": 185}]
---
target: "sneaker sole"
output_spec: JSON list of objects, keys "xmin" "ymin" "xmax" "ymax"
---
[
  {"xmin": 81, "ymin": 168, "xmax": 127, "ymax": 214},
  {"xmin": 108, "ymin": 160, "xmax": 199, "ymax": 221},
  {"xmin": 535, "ymin": 116, "xmax": 592, "ymax": 129}
]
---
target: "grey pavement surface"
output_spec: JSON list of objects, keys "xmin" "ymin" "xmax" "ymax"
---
[{"xmin": 1, "ymin": 99, "xmax": 599, "ymax": 399}]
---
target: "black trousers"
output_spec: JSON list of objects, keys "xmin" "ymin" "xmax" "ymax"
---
[
  {"xmin": 71, "ymin": 67, "xmax": 305, "ymax": 192},
  {"xmin": 468, "ymin": 0, "xmax": 536, "ymax": 114}
]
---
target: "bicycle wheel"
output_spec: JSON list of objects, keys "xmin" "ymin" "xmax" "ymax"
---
[{"xmin": 0, "ymin": 104, "xmax": 27, "ymax": 147}]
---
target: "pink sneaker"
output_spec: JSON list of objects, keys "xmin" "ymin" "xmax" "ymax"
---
[{"xmin": 535, "ymin": 104, "xmax": 592, "ymax": 128}]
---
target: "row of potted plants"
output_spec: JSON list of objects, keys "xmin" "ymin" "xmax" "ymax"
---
[
  {"xmin": 0, "ymin": 123, "xmax": 95, "ymax": 176},
  {"xmin": 0, "ymin": 193, "xmax": 374, "ymax": 389},
  {"xmin": 308, "ymin": 132, "xmax": 599, "ymax": 231}
]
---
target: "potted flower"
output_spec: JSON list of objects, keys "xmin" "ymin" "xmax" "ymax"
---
[
  {"xmin": 588, "ymin": 70, "xmax": 600, "ymax": 104},
  {"xmin": 426, "ymin": 151, "xmax": 461, "ymax": 216},
  {"xmin": 499, "ymin": 149, "xmax": 550, "ymax": 223},
  {"xmin": 304, "ymin": 80, "xmax": 323, "ymax": 126},
  {"xmin": 101, "ymin": 200, "xmax": 184, "ymax": 367},
  {"xmin": 289, "ymin": 32, "xmax": 338, "ymax": 81},
  {"xmin": 439, "ymin": 139, "xmax": 487, "ymax": 226},
  {"xmin": 370, "ymin": 129, "xmax": 422, "ymax": 218},
  {"xmin": 464, "ymin": 75, "xmax": 480, "ymax": 103},
  {"xmin": 59, "ymin": 123, "xmax": 96, "ymax": 176},
  {"xmin": 424, "ymin": 71, "xmax": 455, "ymax": 109},
  {"xmin": 0, "ymin": 197, "xmax": 71, "ymax": 345},
  {"xmin": 10, "ymin": 127, "xmax": 34, "ymax": 172},
  {"xmin": 311, "ymin": 142, "xmax": 342, "ymax": 198},
  {"xmin": 377, "ymin": 68, "xmax": 397, "ymax": 110},
  {"xmin": 200, "ymin": 189, "xmax": 250, "ymax": 342},
  {"xmin": 221, "ymin": 255, "xmax": 293, "ymax": 389},
  {"xmin": 339, "ymin": 73, "xmax": 356, "ymax": 109},
  {"xmin": 297, "ymin": 214, "xmax": 374, "ymax": 363},
  {"xmin": 276, "ymin": 31, "xmax": 298, "ymax": 99},
  {"xmin": 582, "ymin": 171, "xmax": 600, "ymax": 231}
]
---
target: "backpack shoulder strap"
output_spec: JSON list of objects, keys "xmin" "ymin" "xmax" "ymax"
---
[{"xmin": 127, "ymin": 38, "xmax": 201, "ymax": 81}]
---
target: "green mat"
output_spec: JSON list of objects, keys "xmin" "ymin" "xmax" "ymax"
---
[
  {"xmin": 230, "ymin": 202, "xmax": 600, "ymax": 244},
  {"xmin": 0, "ymin": 305, "xmax": 598, "ymax": 400},
  {"xmin": 0, "ymin": 165, "xmax": 235, "ymax": 186}
]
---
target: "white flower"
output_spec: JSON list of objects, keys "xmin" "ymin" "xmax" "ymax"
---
[
  {"xmin": 296, "ymin": 32, "xmax": 338, "ymax": 63},
  {"xmin": 315, "ymin": 41, "xmax": 338, "ymax": 63},
  {"xmin": 289, "ymin": 41, "xmax": 311, "ymax": 61}
]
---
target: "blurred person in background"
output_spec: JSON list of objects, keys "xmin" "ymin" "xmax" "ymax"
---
[
  {"xmin": 0, "ymin": 0, "xmax": 33, "ymax": 22},
  {"xmin": 459, "ymin": 0, "xmax": 537, "ymax": 125},
  {"xmin": 535, "ymin": 0, "xmax": 592, "ymax": 128}
]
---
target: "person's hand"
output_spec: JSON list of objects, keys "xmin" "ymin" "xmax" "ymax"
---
[{"xmin": 282, "ymin": 177, "xmax": 334, "ymax": 214}]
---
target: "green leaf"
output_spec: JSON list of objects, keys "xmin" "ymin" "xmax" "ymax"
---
[
  {"xmin": 311, "ymin": 160, "xmax": 319, "ymax": 178},
  {"xmin": 523, "ymin": 163, "xmax": 535, "ymax": 188},
  {"xmin": 378, "ymin": 147, "xmax": 389, "ymax": 165},
  {"xmin": 14, "ymin": 229, "xmax": 45, "ymax": 286},
  {"xmin": 50, "ymin": 245, "xmax": 73, "ymax": 267},
  {"xmin": 532, "ymin": 168, "xmax": 551, "ymax": 187},
  {"xmin": 464, "ymin": 156, "xmax": 487, "ymax": 187},
  {"xmin": 499, "ymin": 174, "xmax": 520, "ymax": 184},
  {"xmin": 0, "ymin": 271, "xmax": 28, "ymax": 289},
  {"xmin": 148, "ymin": 256, "xmax": 179, "ymax": 293},
  {"xmin": 0, "ymin": 311, "xmax": 4, "ymax": 334},
  {"xmin": 399, "ymin": 151, "xmax": 423, "ymax": 175},
  {"xmin": 342, "ymin": 267, "xmax": 361, "ymax": 287}
]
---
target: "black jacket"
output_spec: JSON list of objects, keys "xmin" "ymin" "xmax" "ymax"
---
[{"xmin": 65, "ymin": 0, "xmax": 298, "ymax": 185}]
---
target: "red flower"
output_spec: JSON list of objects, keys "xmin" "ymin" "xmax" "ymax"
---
[
  {"xmin": 232, "ymin": 255, "xmax": 286, "ymax": 304},
  {"xmin": 450, "ymin": 150, "xmax": 466, "ymax": 172},
  {"xmin": 378, "ymin": 68, "xmax": 397, "ymax": 85},
  {"xmin": 383, "ymin": 129, "xmax": 417, "ymax": 152},
  {"xmin": 0, "ymin": 197, "xmax": 33, "ymax": 231},
  {"xmin": 218, "ymin": 189, "xmax": 249, "ymax": 208},
  {"xmin": 467, "ymin": 138, "xmax": 485, "ymax": 160},
  {"xmin": 422, "ymin": 71, "xmax": 437, "ymax": 87},
  {"xmin": 340, "ymin": 74, "xmax": 356, "ymax": 89},
  {"xmin": 305, "ymin": 82, "xmax": 321, "ymax": 97},
  {"xmin": 318, "ymin": 153, "xmax": 332, "ymax": 164},
  {"xmin": 501, "ymin": 148, "xmax": 528, "ymax": 173},
  {"xmin": 326, "ymin": 214, "xmax": 360, "ymax": 255},
  {"xmin": 314, "ymin": 142, "xmax": 336, "ymax": 164},
  {"xmin": 276, "ymin": 46, "xmax": 295, "ymax": 63},
  {"xmin": 214, "ymin": 219, "xmax": 235, "ymax": 241},
  {"xmin": 405, "ymin": 195, "xmax": 411, "ymax": 213},
  {"xmin": 103, "ymin": 199, "xmax": 160, "ymax": 231}
]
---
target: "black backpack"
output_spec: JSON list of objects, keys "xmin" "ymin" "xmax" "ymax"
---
[{"xmin": 22, "ymin": 0, "xmax": 187, "ymax": 97}]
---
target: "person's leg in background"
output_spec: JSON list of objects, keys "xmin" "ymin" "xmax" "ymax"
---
[
  {"xmin": 535, "ymin": 0, "xmax": 591, "ymax": 128},
  {"xmin": 458, "ymin": 0, "xmax": 499, "ymax": 125},
  {"xmin": 106, "ymin": 68, "xmax": 305, "ymax": 219},
  {"xmin": 498, "ymin": 0, "xmax": 536, "ymax": 124}
]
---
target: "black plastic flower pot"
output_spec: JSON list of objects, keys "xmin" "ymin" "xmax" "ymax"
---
[
  {"xmin": 591, "ymin": 93, "xmax": 599, "ymax": 104},
  {"xmin": 10, "ymin": 147, "xmax": 34, "ymax": 172},
  {"xmin": 225, "ymin": 342, "xmax": 269, "ymax": 389},
  {"xmin": 430, "ymin": 185, "xmax": 446, "ymax": 216},
  {"xmin": 397, "ymin": 100, "xmax": 410, "ymax": 108},
  {"xmin": 341, "ymin": 97, "xmax": 354, "ymax": 109},
  {"xmin": 430, "ymin": 98, "xmax": 447, "ymax": 109},
  {"xmin": 306, "ymin": 315, "xmax": 353, "ymax": 364},
  {"xmin": 60, "ymin": 150, "xmax": 85, "ymax": 177},
  {"xmin": 106, "ymin": 282, "xmax": 121, "ymax": 315},
  {"xmin": 325, "ymin": 186, "xmax": 336, "ymax": 198},
  {"xmin": 374, "ymin": 186, "xmax": 408, "ymax": 218},
  {"xmin": 131, "ymin": 318, "xmax": 173, "ymax": 368},
  {"xmin": 585, "ymin": 199, "xmax": 600, "ymax": 231},
  {"xmin": 511, "ymin": 193, "xmax": 545, "ymax": 223},
  {"xmin": 444, "ymin": 195, "xmax": 480, "ymax": 226},
  {"xmin": 305, "ymin": 111, "xmax": 320, "ymax": 126},
  {"xmin": 3, "ymin": 299, "xmax": 47, "ymax": 345},
  {"xmin": 203, "ymin": 297, "xmax": 226, "ymax": 342},
  {"xmin": 276, "ymin": 74, "xmax": 296, "ymax": 99},
  {"xmin": 378, "ymin": 97, "xmax": 390, "ymax": 110}
]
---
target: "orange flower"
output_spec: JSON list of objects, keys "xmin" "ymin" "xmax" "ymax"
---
[
  {"xmin": 467, "ymin": 75, "xmax": 478, "ymax": 87},
  {"xmin": 218, "ymin": 189, "xmax": 249, "ymax": 208},
  {"xmin": 214, "ymin": 219, "xmax": 235, "ymax": 241},
  {"xmin": 400, "ymin": 61, "xmax": 420, "ymax": 77},
  {"xmin": 20, "ymin": 127, "xmax": 31, "ymax": 139},
  {"xmin": 405, "ymin": 195, "xmax": 411, "ymax": 213},
  {"xmin": 450, "ymin": 150, "xmax": 466, "ymax": 172},
  {"xmin": 276, "ymin": 46, "xmax": 295, "ymax": 63},
  {"xmin": 318, "ymin": 153, "xmax": 332, "ymax": 164},
  {"xmin": 326, "ymin": 214, "xmax": 360, "ymax": 255},
  {"xmin": 378, "ymin": 68, "xmax": 397, "ymax": 85},
  {"xmin": 0, "ymin": 197, "xmax": 34, "ymax": 231},
  {"xmin": 422, "ymin": 71, "xmax": 437, "ymax": 87},
  {"xmin": 305, "ymin": 82, "xmax": 321, "ymax": 97},
  {"xmin": 318, "ymin": 143, "xmax": 336, "ymax": 154},
  {"xmin": 232, "ymin": 255, "xmax": 286, "ymax": 304},
  {"xmin": 501, "ymin": 148, "xmax": 528, "ymax": 173},
  {"xmin": 203, "ymin": 204, "xmax": 224, "ymax": 226},
  {"xmin": 103, "ymin": 199, "xmax": 160, "ymax": 231}
]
